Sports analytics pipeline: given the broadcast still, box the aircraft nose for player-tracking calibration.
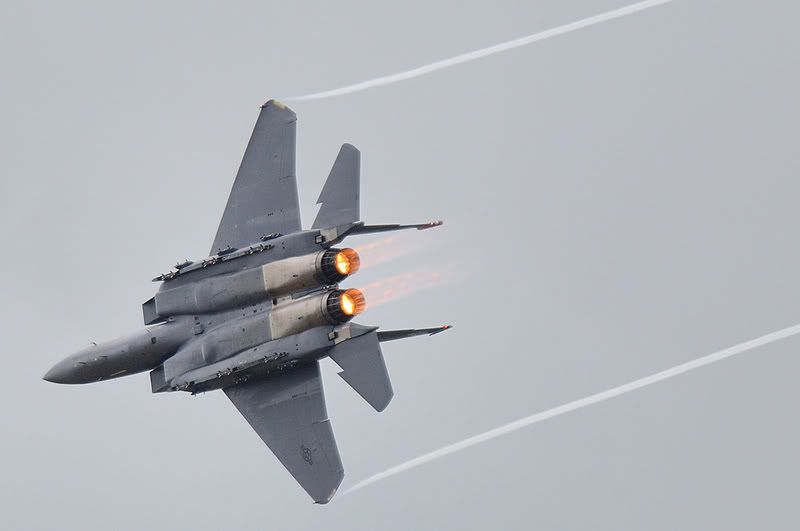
[43,359,80,384]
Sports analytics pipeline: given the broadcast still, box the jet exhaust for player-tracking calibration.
[360,269,452,308]
[329,288,366,319]
[353,233,436,269]
[324,248,361,280]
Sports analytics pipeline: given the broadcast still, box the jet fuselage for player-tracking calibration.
[44,100,449,504]
[44,230,364,392]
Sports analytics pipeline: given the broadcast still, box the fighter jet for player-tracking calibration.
[43,100,449,504]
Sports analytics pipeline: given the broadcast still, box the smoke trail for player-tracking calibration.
[287,0,674,101]
[344,322,800,495]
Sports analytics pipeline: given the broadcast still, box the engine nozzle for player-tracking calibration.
[321,248,361,283]
[326,288,366,322]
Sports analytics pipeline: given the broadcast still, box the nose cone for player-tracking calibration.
[43,347,103,384]
[43,358,82,384]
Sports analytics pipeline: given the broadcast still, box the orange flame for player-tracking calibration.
[353,233,433,269]
[334,248,361,276]
[340,288,366,316]
[359,269,447,308]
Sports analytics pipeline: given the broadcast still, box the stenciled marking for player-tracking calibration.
[301,445,314,466]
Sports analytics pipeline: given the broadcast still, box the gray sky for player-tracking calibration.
[2,1,799,529]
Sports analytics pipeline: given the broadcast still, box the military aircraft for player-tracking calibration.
[43,100,449,504]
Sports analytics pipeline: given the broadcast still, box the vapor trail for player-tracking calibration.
[344,322,800,495]
[287,0,674,101]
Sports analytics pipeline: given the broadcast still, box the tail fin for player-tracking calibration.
[328,328,393,412]
[312,144,360,230]
[310,143,442,246]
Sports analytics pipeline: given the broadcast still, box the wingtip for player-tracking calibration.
[340,142,360,154]
[313,485,339,504]
[417,220,444,230]
[430,325,453,336]
[261,99,294,113]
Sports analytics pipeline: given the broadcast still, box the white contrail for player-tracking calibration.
[344,322,800,495]
[287,0,674,102]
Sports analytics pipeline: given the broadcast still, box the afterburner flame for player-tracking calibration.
[335,248,361,276]
[359,266,461,309]
[340,288,366,316]
[354,233,431,269]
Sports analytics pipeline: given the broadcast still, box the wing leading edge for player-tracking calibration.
[211,100,302,254]
[224,362,344,504]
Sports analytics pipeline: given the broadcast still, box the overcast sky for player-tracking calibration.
[2,1,799,529]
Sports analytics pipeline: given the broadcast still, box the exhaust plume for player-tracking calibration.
[354,234,431,269]
[287,0,674,101]
[344,322,800,495]
[360,269,446,308]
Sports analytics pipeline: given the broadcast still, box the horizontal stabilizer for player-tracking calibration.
[312,144,360,230]
[349,220,442,235]
[316,220,443,247]
[328,331,393,412]
[377,325,452,342]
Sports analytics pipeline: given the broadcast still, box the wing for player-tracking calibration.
[311,143,360,230]
[224,362,344,504]
[211,100,301,253]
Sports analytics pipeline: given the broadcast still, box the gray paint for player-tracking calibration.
[211,101,301,253]
[42,102,447,504]
[313,143,361,229]
[329,330,394,412]
[224,362,345,504]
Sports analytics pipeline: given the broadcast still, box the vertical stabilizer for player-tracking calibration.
[312,144,360,230]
